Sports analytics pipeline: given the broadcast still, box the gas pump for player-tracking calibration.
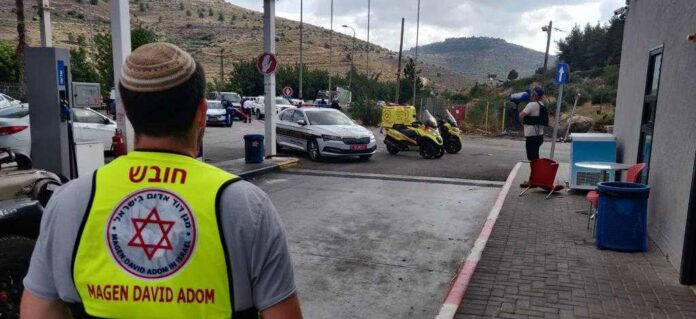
[24,47,77,179]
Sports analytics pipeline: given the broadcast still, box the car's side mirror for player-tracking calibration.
[297,119,307,126]
[103,118,111,124]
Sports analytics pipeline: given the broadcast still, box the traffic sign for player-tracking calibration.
[555,63,570,85]
[282,86,293,97]
[256,53,278,75]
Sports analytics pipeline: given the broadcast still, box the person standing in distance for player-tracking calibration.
[519,87,548,186]
[243,98,254,123]
[20,43,302,319]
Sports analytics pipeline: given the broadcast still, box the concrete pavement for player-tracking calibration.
[249,172,500,318]
[455,164,696,318]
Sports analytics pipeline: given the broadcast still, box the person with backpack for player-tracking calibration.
[519,86,548,161]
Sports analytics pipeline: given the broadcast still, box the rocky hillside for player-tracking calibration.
[409,37,551,81]
[0,0,472,92]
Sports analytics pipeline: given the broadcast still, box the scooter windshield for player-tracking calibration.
[422,110,438,128]
[446,110,458,127]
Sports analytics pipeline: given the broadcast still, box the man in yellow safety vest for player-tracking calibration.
[20,42,302,319]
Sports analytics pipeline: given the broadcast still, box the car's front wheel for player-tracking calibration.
[307,139,322,161]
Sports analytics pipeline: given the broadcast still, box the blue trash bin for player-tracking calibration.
[595,182,650,252]
[243,134,265,164]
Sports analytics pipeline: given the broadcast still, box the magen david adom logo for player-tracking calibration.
[106,188,197,279]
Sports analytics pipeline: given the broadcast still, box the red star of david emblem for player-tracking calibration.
[128,208,175,260]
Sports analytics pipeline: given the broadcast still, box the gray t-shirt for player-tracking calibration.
[23,171,296,312]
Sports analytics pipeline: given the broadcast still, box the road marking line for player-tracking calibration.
[435,162,522,319]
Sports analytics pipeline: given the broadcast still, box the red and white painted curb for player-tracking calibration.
[435,162,522,319]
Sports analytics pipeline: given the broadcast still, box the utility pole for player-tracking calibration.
[395,17,405,104]
[299,0,303,99]
[219,48,224,85]
[112,0,134,152]
[542,21,552,85]
[366,0,370,78]
[263,0,277,157]
[342,25,356,91]
[39,0,52,47]
[412,0,421,105]
[328,0,333,93]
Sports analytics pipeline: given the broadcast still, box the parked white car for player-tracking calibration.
[0,105,116,155]
[253,96,295,119]
[276,108,376,161]
[205,100,231,126]
[0,93,22,109]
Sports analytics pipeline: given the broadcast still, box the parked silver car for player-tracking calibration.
[276,108,376,161]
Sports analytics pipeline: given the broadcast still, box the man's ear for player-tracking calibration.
[196,99,207,128]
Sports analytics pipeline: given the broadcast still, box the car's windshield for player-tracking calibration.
[207,101,223,109]
[306,110,353,125]
[221,93,241,103]
[0,106,29,118]
[422,110,437,128]
[446,110,457,127]
[276,98,290,105]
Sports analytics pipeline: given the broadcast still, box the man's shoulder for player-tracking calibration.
[218,179,272,226]
[52,172,95,203]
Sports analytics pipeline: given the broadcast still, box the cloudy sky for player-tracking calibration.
[226,0,624,53]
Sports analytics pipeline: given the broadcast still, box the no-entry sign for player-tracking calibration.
[256,53,278,75]
[282,86,293,97]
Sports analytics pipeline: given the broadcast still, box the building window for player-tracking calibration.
[637,47,663,184]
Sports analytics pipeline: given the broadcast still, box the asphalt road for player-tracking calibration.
[203,121,570,181]
[249,173,498,318]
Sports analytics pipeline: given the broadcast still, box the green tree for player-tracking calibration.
[70,47,100,83]
[93,27,157,91]
[139,2,146,12]
[208,8,213,16]
[218,12,224,22]
[399,57,423,104]
[0,40,18,82]
[186,9,191,16]
[228,59,264,96]
[557,18,624,71]
[179,2,184,10]
[507,69,519,81]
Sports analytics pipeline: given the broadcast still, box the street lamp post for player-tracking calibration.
[342,25,356,91]
[366,0,370,78]
[328,0,333,93]
[541,21,552,85]
[412,0,421,105]
[299,0,303,99]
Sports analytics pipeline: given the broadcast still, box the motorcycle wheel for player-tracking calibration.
[0,236,35,319]
[444,136,462,154]
[434,147,445,159]
[419,140,438,159]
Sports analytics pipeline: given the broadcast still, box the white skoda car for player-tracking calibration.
[276,108,377,161]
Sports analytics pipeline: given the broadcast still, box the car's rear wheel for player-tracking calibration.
[307,139,322,161]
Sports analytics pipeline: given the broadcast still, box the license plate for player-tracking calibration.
[350,145,367,151]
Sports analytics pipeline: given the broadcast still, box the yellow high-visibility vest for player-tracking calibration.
[73,151,239,318]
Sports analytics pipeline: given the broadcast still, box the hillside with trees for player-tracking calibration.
[448,18,625,135]
[0,0,471,99]
[409,37,550,81]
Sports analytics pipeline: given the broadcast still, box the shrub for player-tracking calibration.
[347,99,381,126]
